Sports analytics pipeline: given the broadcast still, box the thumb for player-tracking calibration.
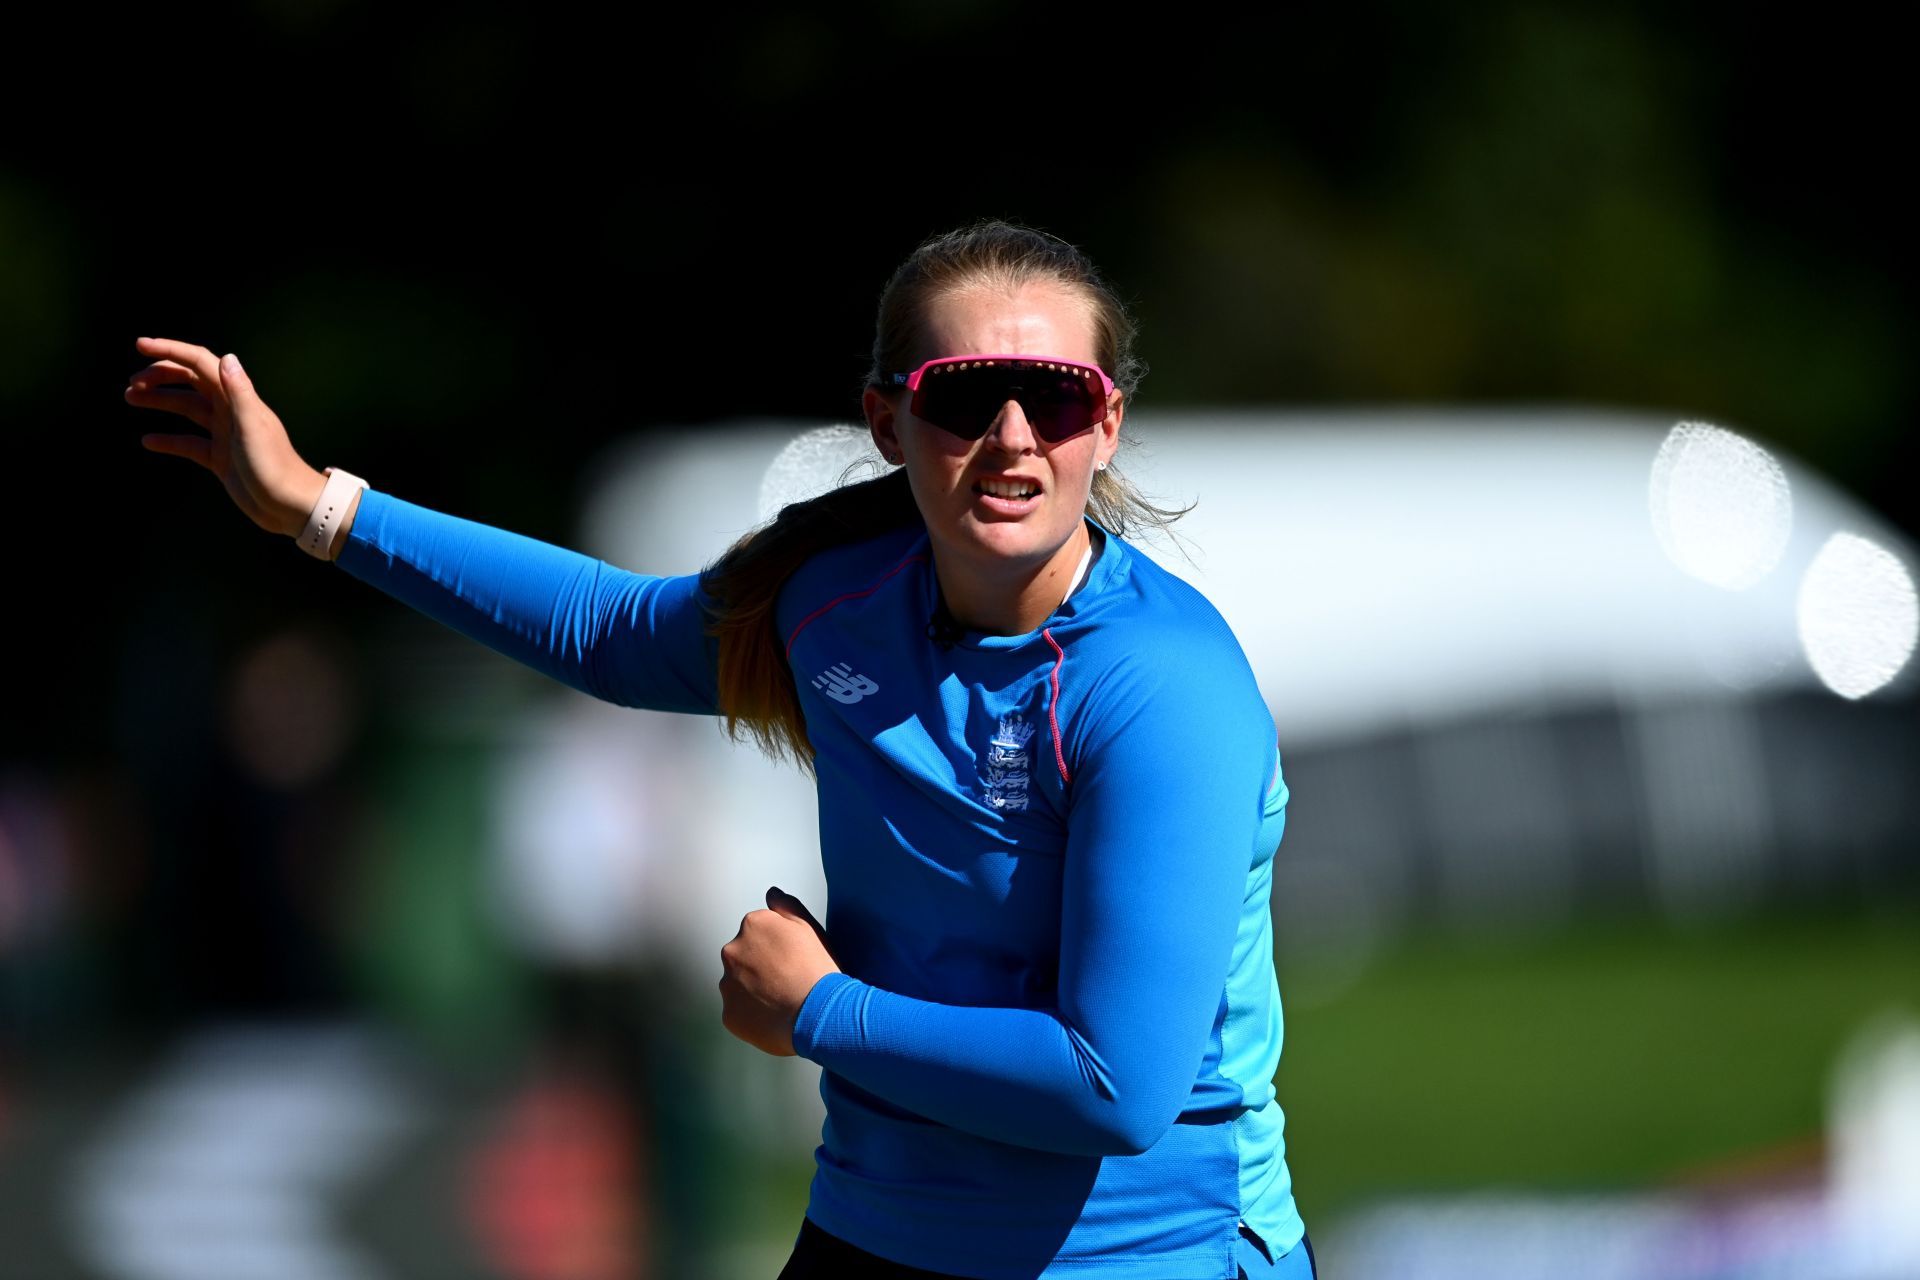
[219,352,255,404]
[766,887,828,939]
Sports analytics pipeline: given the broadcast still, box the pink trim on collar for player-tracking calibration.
[1042,628,1071,786]
[784,553,928,660]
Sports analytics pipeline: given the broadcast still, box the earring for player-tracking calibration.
[1095,459,1108,472]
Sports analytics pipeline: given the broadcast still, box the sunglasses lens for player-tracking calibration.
[911,359,1105,442]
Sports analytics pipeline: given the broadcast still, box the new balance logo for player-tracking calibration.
[813,663,879,705]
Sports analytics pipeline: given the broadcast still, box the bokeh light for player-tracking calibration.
[1649,422,1793,590]
[756,425,882,526]
[1796,532,1919,700]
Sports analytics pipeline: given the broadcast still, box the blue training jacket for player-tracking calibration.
[336,489,1302,1279]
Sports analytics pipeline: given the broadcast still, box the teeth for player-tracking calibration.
[979,480,1039,499]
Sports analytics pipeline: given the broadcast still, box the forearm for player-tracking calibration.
[332,488,721,713]
[793,974,1186,1156]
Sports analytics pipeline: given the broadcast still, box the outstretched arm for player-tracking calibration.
[338,490,720,713]
[128,336,721,715]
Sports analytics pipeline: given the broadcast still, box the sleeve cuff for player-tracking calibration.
[791,971,857,1060]
[332,487,389,569]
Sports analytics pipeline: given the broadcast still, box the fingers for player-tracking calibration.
[125,383,216,430]
[141,433,213,470]
[135,337,222,385]
[129,359,203,388]
[129,341,224,434]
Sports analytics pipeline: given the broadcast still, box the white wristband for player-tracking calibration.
[298,467,369,560]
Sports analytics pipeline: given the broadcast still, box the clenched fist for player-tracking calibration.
[719,887,839,1057]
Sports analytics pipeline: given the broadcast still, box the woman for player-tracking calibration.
[127,221,1314,1279]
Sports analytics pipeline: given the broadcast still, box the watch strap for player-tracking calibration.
[298,467,369,560]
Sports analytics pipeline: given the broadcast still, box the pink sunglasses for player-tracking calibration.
[881,354,1115,443]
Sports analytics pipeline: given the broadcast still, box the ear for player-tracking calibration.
[864,386,903,465]
[1094,390,1123,469]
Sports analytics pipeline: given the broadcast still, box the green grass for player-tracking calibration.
[1275,906,1920,1219]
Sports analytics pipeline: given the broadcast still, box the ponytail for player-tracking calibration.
[700,467,920,772]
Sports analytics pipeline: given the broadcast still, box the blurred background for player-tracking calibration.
[2,3,1915,1277]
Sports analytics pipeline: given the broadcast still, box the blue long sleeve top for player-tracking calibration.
[336,489,1302,1279]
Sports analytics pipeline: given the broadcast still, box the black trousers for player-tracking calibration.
[777,1218,971,1279]
[776,1218,1319,1279]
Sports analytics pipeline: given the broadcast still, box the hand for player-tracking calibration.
[718,887,840,1057]
[125,336,328,539]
